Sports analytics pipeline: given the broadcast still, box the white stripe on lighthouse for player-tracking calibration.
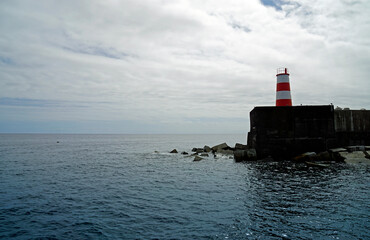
[276,75,290,83]
[276,91,292,100]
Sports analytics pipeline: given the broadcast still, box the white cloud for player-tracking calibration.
[0,0,369,133]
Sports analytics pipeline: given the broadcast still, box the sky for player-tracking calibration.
[0,0,369,134]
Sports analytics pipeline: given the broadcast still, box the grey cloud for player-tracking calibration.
[0,0,369,133]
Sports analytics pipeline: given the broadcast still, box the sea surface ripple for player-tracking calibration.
[0,134,369,239]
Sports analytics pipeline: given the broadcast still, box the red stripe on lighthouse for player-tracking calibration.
[277,82,291,91]
[276,99,292,106]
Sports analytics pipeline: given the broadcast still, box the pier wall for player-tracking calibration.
[247,105,370,159]
[334,109,370,146]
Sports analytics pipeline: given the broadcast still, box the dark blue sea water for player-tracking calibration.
[0,134,369,239]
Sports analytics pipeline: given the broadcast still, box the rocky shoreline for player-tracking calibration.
[166,143,370,165]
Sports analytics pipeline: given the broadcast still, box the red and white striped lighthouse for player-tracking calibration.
[276,67,292,106]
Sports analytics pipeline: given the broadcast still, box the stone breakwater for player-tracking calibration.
[166,143,370,165]
[162,105,370,166]
[248,105,370,160]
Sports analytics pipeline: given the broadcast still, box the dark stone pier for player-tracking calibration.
[247,105,370,160]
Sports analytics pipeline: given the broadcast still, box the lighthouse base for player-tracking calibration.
[276,99,292,106]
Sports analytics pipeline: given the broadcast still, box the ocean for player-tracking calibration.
[0,134,369,239]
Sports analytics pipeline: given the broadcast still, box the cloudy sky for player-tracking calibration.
[0,0,369,134]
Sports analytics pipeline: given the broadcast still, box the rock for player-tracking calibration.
[346,146,366,152]
[203,145,211,152]
[317,151,332,161]
[340,151,370,164]
[235,143,248,150]
[191,152,198,156]
[192,148,204,153]
[308,154,321,162]
[181,151,188,155]
[331,152,346,162]
[211,143,229,152]
[233,151,244,162]
[218,149,234,155]
[340,151,365,158]
[339,151,370,164]
[329,148,347,153]
[196,149,204,153]
[170,149,178,153]
[293,152,316,162]
[154,151,159,154]
[200,153,209,157]
[193,156,203,162]
[234,149,257,162]
[344,158,370,164]
[340,151,366,159]
[364,151,370,159]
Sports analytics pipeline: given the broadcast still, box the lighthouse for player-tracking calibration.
[276,67,292,106]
